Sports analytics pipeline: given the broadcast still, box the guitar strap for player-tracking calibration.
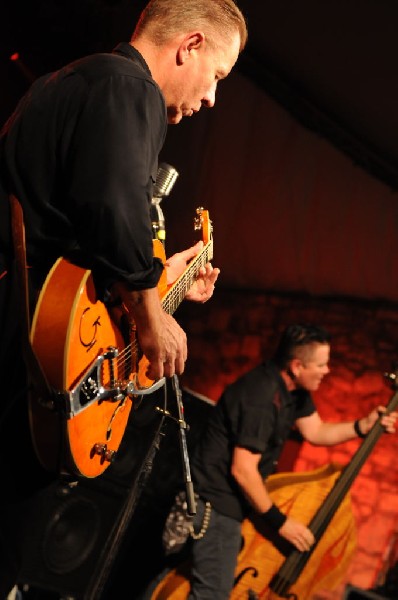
[9,194,54,408]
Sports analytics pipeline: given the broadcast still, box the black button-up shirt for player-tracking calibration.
[192,361,316,521]
[0,42,167,298]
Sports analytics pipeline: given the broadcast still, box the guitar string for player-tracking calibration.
[110,245,213,385]
[112,252,209,370]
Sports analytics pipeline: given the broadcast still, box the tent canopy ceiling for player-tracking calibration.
[3,1,398,187]
[237,0,398,189]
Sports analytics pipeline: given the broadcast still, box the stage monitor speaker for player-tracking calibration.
[15,477,130,599]
[12,388,168,600]
[11,385,214,599]
[343,584,388,599]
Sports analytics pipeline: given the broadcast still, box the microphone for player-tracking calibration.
[151,162,179,244]
[153,162,179,199]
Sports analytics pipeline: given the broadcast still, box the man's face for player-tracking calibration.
[294,343,330,392]
[165,31,241,124]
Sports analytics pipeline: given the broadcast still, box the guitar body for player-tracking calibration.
[29,208,213,478]
[30,241,168,478]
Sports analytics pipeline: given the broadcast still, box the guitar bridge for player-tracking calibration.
[59,347,123,418]
[59,348,165,418]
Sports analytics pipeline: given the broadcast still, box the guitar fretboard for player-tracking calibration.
[163,240,214,315]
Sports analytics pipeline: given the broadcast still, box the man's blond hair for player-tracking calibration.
[132,0,248,52]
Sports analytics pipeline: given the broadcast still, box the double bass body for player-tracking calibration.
[230,463,356,599]
[151,377,398,599]
[151,462,357,600]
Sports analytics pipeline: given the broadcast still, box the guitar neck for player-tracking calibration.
[162,239,213,315]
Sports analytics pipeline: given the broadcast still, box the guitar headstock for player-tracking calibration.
[194,206,212,245]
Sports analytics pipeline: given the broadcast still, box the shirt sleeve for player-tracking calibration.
[62,68,167,294]
[293,389,316,419]
[229,369,279,454]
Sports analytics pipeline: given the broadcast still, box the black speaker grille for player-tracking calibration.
[42,496,100,574]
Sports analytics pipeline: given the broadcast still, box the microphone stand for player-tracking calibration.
[150,198,166,245]
[172,374,196,515]
[151,162,195,513]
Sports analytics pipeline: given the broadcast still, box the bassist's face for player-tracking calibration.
[292,342,330,392]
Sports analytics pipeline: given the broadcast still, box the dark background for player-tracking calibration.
[2,0,398,187]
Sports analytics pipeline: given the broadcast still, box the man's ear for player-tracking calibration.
[177,31,205,65]
[289,357,302,379]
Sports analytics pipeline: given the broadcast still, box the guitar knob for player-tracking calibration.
[93,443,107,456]
[103,448,116,463]
[91,443,116,463]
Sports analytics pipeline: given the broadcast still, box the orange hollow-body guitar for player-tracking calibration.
[29,208,213,478]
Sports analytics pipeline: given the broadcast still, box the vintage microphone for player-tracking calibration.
[151,162,179,246]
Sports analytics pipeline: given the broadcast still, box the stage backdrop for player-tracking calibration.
[160,69,398,304]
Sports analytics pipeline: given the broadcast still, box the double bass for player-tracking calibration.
[151,371,398,599]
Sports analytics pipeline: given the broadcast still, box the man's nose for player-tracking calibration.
[202,84,217,108]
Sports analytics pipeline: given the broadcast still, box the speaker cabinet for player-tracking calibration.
[12,386,167,599]
[11,386,214,599]
[14,478,128,598]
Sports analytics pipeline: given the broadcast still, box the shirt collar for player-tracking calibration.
[112,42,152,77]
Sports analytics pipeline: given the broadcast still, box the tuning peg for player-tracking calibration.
[385,371,396,380]
[384,364,398,386]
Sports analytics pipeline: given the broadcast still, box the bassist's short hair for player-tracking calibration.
[273,323,331,369]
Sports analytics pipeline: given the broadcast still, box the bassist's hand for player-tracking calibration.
[357,405,398,437]
[279,517,315,552]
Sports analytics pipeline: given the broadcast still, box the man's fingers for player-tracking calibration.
[294,533,315,552]
[179,241,203,262]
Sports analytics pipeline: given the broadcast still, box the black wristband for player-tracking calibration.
[354,419,366,439]
[261,504,287,531]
